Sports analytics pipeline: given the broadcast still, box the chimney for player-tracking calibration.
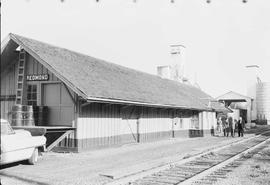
[170,45,186,82]
[157,44,186,82]
[157,65,172,79]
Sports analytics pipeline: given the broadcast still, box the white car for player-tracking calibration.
[0,119,46,165]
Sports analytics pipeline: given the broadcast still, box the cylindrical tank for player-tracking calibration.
[11,105,35,126]
[256,82,270,125]
[32,106,48,126]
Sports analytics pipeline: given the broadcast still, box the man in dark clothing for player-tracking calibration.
[238,117,244,137]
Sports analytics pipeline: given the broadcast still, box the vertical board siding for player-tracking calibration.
[0,60,17,120]
[57,131,76,148]
[1,52,61,118]
[199,111,216,130]
[78,104,206,150]
[139,108,173,142]
[26,54,60,83]
[120,106,139,143]
[77,103,122,147]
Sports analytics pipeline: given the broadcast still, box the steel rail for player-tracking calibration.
[105,130,270,185]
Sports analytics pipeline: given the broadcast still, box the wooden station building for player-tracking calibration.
[1,33,228,152]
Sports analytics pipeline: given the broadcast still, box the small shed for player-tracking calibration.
[216,91,253,123]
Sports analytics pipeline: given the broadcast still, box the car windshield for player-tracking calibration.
[1,121,15,135]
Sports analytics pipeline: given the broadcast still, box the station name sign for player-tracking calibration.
[26,74,49,81]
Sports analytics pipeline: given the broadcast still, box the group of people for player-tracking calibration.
[216,116,245,137]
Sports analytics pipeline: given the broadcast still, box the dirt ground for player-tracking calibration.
[1,125,270,185]
[213,142,270,185]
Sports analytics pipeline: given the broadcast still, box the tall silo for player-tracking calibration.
[256,82,270,124]
[245,65,260,122]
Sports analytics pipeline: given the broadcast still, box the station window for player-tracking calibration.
[179,118,183,128]
[27,84,37,106]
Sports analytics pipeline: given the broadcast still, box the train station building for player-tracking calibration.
[1,33,228,152]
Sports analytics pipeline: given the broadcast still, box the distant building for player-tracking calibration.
[216,91,253,123]
[217,88,270,125]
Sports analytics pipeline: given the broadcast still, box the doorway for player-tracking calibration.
[42,83,74,126]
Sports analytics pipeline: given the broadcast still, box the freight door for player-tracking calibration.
[42,83,74,126]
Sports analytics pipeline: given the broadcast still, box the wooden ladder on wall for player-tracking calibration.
[15,49,26,105]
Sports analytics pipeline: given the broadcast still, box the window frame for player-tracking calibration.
[27,84,38,106]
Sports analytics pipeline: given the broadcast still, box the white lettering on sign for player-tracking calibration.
[26,74,49,81]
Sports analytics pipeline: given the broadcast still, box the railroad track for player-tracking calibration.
[106,131,270,185]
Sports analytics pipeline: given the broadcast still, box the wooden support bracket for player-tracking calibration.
[46,130,73,152]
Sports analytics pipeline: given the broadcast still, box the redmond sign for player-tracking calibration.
[26,74,49,81]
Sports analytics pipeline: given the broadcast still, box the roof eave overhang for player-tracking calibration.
[85,96,210,111]
[218,99,248,102]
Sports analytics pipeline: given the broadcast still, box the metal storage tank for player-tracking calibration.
[256,82,270,124]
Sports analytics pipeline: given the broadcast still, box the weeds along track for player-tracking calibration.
[106,132,270,185]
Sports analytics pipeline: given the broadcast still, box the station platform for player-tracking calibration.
[12,126,75,151]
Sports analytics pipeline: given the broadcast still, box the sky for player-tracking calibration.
[1,0,270,98]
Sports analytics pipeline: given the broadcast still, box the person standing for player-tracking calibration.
[225,119,230,137]
[211,125,215,136]
[238,117,244,137]
[217,117,222,133]
[228,117,234,137]
[233,119,237,137]
[221,117,227,137]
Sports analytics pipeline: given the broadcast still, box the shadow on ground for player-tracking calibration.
[0,172,50,185]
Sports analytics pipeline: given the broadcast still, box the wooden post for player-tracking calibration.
[172,109,175,138]
[137,106,143,143]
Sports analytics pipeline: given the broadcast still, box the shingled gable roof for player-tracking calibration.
[216,91,253,102]
[2,33,221,111]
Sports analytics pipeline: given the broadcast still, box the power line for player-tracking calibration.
[59,0,248,3]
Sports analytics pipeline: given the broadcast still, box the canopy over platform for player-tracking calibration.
[216,91,253,107]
